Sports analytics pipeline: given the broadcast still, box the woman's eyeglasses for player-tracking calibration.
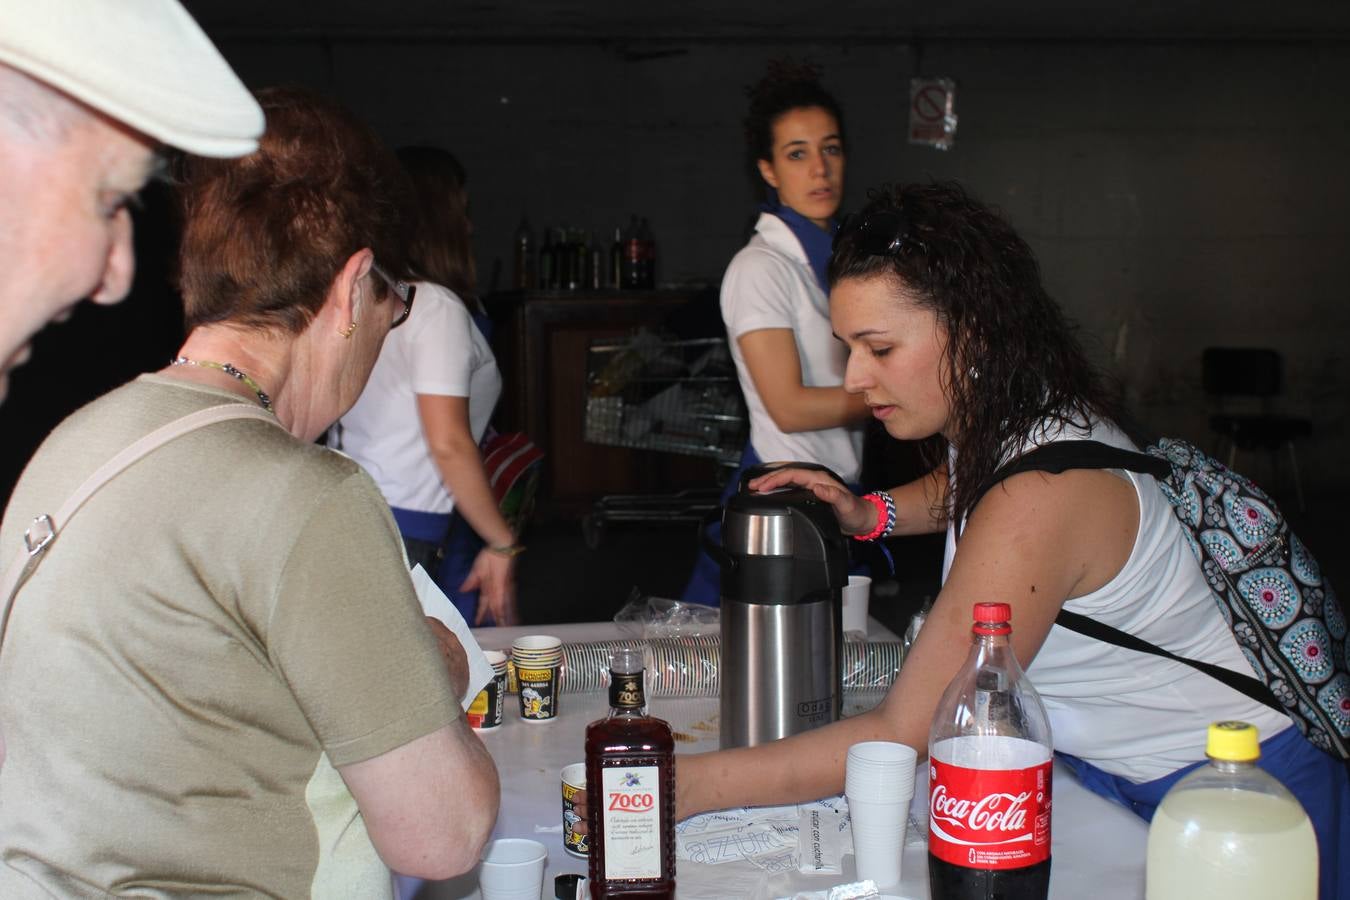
[370,261,416,328]
[834,206,924,257]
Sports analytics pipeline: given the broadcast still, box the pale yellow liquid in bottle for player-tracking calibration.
[1146,787,1317,900]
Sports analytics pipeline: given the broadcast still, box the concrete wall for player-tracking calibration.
[214,35,1350,491]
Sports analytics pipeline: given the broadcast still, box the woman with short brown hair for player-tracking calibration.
[0,86,498,896]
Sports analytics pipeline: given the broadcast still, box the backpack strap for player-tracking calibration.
[0,404,281,651]
[971,438,1285,717]
[1055,609,1284,713]
[970,440,1170,511]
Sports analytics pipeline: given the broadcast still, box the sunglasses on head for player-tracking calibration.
[833,205,925,257]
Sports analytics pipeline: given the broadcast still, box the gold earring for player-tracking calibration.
[340,321,358,339]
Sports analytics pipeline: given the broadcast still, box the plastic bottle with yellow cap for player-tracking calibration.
[1145,721,1317,899]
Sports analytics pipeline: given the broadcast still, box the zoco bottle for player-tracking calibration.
[1146,721,1317,900]
[929,602,1053,900]
[585,648,676,898]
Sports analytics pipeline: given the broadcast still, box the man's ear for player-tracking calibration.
[328,248,374,328]
[757,158,779,190]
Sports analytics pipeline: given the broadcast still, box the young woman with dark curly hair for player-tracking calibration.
[673,181,1347,898]
[680,59,869,604]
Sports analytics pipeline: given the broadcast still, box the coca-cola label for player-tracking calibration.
[928,758,1052,869]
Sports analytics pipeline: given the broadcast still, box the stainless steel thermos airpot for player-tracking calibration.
[712,462,850,749]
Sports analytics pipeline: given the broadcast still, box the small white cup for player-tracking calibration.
[845,741,918,889]
[847,796,909,888]
[842,575,871,639]
[479,838,547,900]
[845,741,917,802]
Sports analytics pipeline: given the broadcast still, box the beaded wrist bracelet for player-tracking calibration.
[853,491,897,542]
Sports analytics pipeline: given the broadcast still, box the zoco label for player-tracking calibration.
[599,765,661,880]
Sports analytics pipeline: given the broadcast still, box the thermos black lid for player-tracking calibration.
[716,461,850,604]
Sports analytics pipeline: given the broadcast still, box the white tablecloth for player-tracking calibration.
[418,622,1146,900]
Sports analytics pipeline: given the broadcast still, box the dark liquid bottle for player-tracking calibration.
[585,648,675,899]
[930,856,1051,900]
[609,226,623,289]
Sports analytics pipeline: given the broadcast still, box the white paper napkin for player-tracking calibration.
[409,564,494,709]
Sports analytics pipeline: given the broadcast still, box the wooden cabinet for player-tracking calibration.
[487,288,726,518]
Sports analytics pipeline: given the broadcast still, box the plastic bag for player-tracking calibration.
[612,588,720,639]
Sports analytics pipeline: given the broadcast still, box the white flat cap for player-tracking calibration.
[0,0,263,157]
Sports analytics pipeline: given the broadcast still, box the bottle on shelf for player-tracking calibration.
[929,602,1053,900]
[589,231,604,290]
[622,214,643,290]
[637,217,656,288]
[555,227,573,291]
[585,647,676,899]
[572,228,588,291]
[1146,720,1317,900]
[513,216,534,289]
[609,226,623,290]
[539,227,557,290]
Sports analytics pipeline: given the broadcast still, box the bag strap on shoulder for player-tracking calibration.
[971,439,1170,510]
[971,438,1285,717]
[0,404,280,650]
[1055,609,1284,713]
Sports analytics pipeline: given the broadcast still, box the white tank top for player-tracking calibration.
[942,418,1290,782]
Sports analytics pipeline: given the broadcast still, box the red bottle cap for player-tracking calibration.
[972,602,1012,635]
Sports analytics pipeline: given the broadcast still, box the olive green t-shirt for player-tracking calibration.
[0,376,461,897]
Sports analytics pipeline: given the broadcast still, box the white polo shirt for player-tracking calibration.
[335,282,502,514]
[720,212,864,482]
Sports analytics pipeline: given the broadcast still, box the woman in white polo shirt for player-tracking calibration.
[681,60,869,604]
[334,146,519,626]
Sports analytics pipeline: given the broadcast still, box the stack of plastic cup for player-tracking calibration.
[511,635,563,722]
[468,650,509,730]
[845,740,918,888]
[478,838,547,900]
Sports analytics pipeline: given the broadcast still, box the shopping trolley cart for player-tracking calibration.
[581,330,747,548]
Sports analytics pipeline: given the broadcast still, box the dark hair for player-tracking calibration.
[177,86,413,334]
[830,181,1123,526]
[396,145,475,299]
[743,59,846,179]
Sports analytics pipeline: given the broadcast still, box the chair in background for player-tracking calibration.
[1202,347,1312,511]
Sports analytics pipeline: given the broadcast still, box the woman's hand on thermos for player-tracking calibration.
[746,468,877,536]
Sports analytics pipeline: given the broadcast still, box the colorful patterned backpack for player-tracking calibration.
[978,437,1349,761]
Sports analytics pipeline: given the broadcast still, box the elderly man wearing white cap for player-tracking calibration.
[0,0,264,403]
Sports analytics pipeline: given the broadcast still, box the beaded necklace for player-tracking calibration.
[171,357,274,412]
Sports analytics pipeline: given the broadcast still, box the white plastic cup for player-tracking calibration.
[847,796,908,888]
[479,838,547,900]
[842,575,871,639]
[845,741,918,889]
[845,741,917,803]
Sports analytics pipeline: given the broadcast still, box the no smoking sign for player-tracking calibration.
[909,77,958,150]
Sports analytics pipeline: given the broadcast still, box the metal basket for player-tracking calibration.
[584,332,747,465]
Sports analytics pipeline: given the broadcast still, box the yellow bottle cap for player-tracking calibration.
[1206,721,1260,762]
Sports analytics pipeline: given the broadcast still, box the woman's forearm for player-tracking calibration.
[888,465,948,536]
[675,705,906,820]
[765,384,870,433]
[428,440,515,548]
[738,328,868,433]
[416,394,516,548]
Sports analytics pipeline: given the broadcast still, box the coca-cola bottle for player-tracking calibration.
[929,602,1053,900]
